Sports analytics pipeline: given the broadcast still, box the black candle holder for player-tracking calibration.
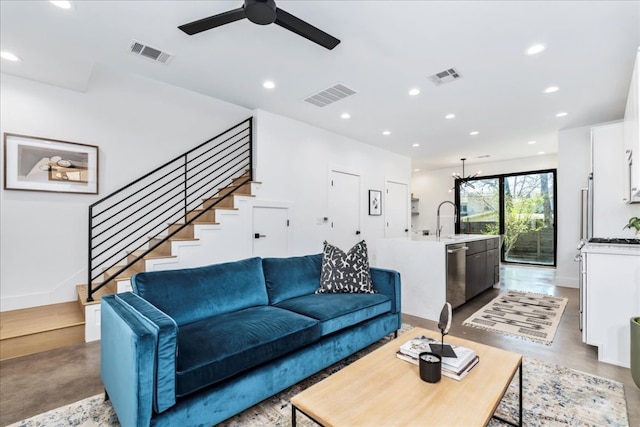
[418,352,441,383]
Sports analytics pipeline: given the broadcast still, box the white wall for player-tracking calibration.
[411,155,558,236]
[254,109,411,263]
[0,71,411,311]
[0,66,251,310]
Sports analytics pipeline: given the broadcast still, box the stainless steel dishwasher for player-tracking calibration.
[446,243,468,309]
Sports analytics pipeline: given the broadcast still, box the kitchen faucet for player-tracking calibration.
[436,201,458,239]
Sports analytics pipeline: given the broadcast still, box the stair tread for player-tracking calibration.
[0,301,84,340]
[129,249,177,260]
[174,220,220,225]
[76,283,117,306]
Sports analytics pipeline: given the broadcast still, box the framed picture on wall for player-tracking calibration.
[3,133,99,194]
[369,189,382,216]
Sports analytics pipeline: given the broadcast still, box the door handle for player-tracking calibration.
[254,233,267,239]
[447,247,469,253]
[355,231,361,235]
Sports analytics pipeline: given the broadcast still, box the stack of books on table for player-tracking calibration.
[396,335,479,381]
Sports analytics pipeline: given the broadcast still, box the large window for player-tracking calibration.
[455,169,556,266]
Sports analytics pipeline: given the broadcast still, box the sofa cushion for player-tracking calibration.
[175,305,320,397]
[317,240,375,294]
[263,254,322,304]
[131,257,268,326]
[274,293,391,336]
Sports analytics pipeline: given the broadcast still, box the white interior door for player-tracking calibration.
[385,181,409,238]
[252,206,289,258]
[328,170,361,251]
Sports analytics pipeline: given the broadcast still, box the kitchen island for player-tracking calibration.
[376,234,500,321]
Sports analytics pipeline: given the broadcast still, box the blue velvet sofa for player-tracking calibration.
[100,254,401,427]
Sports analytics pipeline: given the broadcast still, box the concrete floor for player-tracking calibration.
[0,265,638,426]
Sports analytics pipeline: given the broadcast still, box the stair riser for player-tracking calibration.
[231,172,250,184]
[219,182,252,196]
[149,239,171,256]
[0,325,84,361]
[186,210,216,223]
[168,224,194,239]
[202,197,235,210]
[126,253,146,272]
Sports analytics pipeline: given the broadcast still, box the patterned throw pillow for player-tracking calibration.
[316,240,375,294]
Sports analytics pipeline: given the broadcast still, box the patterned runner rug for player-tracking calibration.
[462,290,568,345]
[9,326,628,427]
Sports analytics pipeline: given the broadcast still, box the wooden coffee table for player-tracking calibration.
[291,327,522,426]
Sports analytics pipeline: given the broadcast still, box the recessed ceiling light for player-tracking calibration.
[543,86,559,94]
[0,51,21,62]
[528,140,536,145]
[556,112,568,117]
[408,88,420,96]
[382,130,391,135]
[412,143,420,148]
[469,131,479,136]
[50,0,72,9]
[445,113,456,119]
[538,151,546,155]
[341,113,351,119]
[526,44,546,55]
[262,80,275,89]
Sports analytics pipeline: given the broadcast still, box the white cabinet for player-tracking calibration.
[591,123,639,237]
[623,47,640,203]
[582,245,640,368]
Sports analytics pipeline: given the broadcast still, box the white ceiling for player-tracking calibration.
[1,1,639,171]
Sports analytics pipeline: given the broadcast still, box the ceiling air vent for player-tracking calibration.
[129,40,174,64]
[304,84,357,107]
[428,68,462,86]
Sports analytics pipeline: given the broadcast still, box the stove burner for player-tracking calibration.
[589,237,640,245]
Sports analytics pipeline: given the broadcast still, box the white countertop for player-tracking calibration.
[582,243,640,255]
[410,234,499,245]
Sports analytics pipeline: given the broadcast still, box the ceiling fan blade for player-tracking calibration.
[274,8,340,50]
[178,7,246,35]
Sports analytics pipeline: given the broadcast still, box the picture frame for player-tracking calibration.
[369,189,382,216]
[3,133,99,194]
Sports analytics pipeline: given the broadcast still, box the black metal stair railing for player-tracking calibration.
[87,118,253,302]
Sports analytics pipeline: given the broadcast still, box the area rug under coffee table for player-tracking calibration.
[9,327,627,427]
[462,290,568,345]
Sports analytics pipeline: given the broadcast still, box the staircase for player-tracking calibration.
[0,119,259,358]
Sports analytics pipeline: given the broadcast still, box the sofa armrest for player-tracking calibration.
[114,292,178,413]
[370,267,401,314]
[101,295,155,427]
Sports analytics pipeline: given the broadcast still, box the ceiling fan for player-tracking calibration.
[178,0,341,50]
